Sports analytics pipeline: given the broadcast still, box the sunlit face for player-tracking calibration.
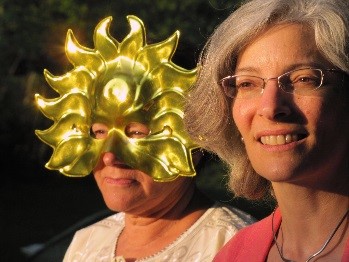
[232,23,349,185]
[92,122,193,214]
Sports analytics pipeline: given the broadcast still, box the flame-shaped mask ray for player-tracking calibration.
[35,15,198,181]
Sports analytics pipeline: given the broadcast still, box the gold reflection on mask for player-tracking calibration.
[35,16,198,181]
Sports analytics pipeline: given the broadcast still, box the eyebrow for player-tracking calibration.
[234,66,260,75]
[234,63,327,75]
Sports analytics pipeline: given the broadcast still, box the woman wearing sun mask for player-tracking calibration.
[35,16,254,261]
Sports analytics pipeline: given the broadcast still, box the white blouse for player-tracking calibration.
[63,203,254,262]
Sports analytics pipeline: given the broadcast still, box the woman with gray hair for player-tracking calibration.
[184,0,349,260]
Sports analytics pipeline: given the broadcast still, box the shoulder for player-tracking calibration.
[72,212,124,242]
[173,202,255,246]
[199,202,257,246]
[75,212,123,235]
[149,203,254,262]
[63,213,124,261]
[213,210,277,262]
[209,202,256,228]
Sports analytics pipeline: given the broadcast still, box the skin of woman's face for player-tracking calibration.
[232,23,349,186]
[92,122,192,215]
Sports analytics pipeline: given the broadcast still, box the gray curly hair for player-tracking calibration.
[184,0,349,199]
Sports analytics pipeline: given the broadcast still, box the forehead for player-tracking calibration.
[236,23,328,74]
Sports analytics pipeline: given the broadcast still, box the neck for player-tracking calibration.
[273,181,349,221]
[116,185,212,260]
[271,183,349,261]
[124,181,212,225]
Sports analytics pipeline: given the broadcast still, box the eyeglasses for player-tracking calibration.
[219,68,342,99]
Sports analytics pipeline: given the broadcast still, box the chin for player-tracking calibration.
[102,191,144,213]
[103,199,130,213]
[256,166,298,182]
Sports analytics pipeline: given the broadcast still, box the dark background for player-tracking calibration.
[0,1,275,261]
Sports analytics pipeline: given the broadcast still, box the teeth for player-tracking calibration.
[260,134,298,145]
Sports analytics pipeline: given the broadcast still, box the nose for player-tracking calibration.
[102,151,118,166]
[257,79,291,120]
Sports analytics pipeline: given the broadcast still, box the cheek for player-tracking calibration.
[93,171,103,189]
[316,105,345,139]
[232,100,255,133]
[92,162,104,186]
[301,97,331,131]
[93,159,103,172]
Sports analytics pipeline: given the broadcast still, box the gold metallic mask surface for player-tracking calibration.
[35,16,198,181]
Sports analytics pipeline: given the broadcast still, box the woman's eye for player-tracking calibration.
[235,76,260,90]
[238,81,255,89]
[127,130,147,137]
[91,123,109,139]
[94,129,106,136]
[297,76,317,83]
[125,122,150,138]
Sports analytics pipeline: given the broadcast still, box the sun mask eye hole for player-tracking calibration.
[90,123,109,139]
[125,122,150,138]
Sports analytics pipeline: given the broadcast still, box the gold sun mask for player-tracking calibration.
[35,16,198,181]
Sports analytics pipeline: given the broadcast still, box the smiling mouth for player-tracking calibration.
[260,134,306,145]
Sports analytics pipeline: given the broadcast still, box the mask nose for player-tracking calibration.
[100,129,123,157]
[100,130,129,167]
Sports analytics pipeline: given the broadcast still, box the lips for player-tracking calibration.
[105,177,136,185]
[260,133,306,145]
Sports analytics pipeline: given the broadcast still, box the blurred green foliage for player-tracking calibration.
[0,0,242,75]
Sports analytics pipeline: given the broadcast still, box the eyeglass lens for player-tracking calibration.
[221,68,324,98]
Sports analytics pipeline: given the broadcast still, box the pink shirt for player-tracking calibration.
[214,208,349,262]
